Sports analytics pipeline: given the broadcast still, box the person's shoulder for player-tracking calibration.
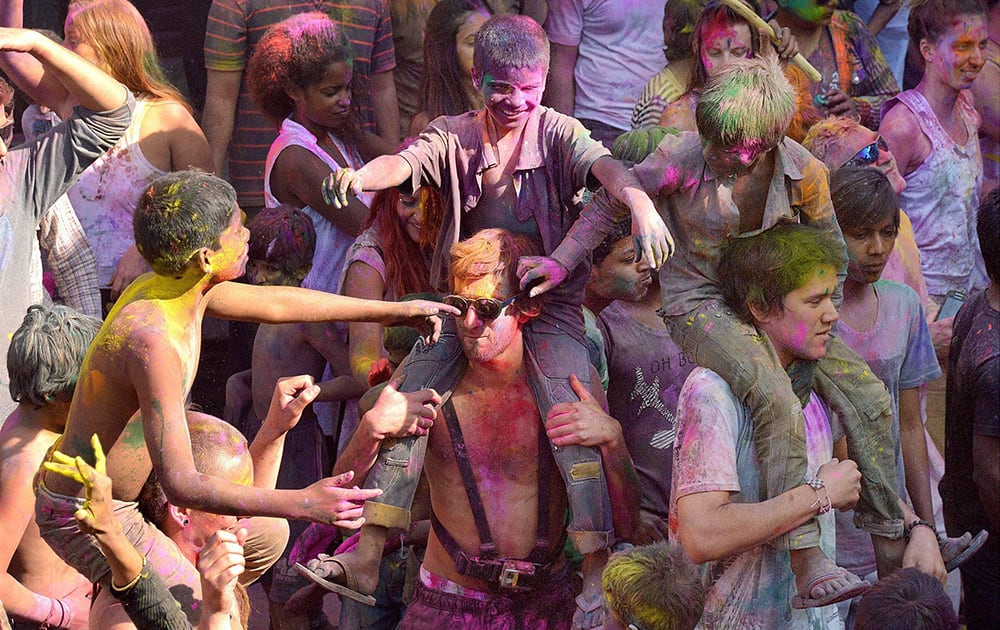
[679,367,738,406]
[0,418,57,469]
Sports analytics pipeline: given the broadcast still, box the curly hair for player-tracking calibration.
[246,12,356,131]
[419,0,490,120]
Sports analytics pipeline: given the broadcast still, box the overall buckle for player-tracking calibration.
[498,559,537,591]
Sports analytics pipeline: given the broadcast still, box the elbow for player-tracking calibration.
[676,525,717,565]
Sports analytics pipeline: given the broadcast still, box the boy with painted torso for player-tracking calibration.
[33,170,454,624]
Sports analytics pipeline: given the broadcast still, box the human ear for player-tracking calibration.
[168,505,191,528]
[285,83,305,103]
[194,248,214,275]
[747,300,772,325]
[919,38,934,64]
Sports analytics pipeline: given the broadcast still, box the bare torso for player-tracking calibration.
[44,278,205,501]
[250,322,343,421]
[0,419,90,600]
[422,374,567,589]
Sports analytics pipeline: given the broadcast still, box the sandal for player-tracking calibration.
[294,555,377,606]
[940,530,989,573]
[790,569,870,609]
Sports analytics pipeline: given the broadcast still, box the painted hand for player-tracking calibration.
[321,168,364,209]
[819,88,857,118]
[302,471,383,527]
[43,435,117,537]
[631,203,673,269]
[546,374,620,448]
[264,375,321,436]
[363,374,439,439]
[516,256,569,298]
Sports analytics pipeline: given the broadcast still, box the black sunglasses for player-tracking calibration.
[443,292,522,321]
[842,135,889,169]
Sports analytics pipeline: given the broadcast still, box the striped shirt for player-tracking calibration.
[205,0,395,207]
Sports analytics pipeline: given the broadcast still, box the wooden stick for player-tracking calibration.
[718,0,823,83]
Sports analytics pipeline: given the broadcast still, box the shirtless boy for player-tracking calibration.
[33,170,455,621]
[0,305,99,629]
[320,229,640,628]
[301,16,657,623]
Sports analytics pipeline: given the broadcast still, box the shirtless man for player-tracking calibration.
[304,17,658,624]
[32,170,455,624]
[0,306,99,629]
[323,229,639,628]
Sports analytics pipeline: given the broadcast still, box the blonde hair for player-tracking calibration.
[695,53,794,151]
[801,115,864,168]
[66,0,189,109]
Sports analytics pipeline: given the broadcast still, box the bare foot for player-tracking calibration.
[789,547,869,608]
[572,550,607,629]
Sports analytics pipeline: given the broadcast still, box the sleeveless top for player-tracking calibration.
[885,90,985,298]
[264,117,372,295]
[49,98,166,287]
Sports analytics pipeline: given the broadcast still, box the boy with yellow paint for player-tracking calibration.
[32,170,456,624]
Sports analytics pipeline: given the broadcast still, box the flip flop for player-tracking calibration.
[790,569,870,609]
[941,530,989,573]
[294,555,377,607]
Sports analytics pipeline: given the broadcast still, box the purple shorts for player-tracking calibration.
[400,565,575,630]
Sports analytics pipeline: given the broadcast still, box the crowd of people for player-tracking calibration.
[0,0,996,629]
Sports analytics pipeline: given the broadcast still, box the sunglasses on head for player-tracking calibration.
[443,292,523,321]
[843,135,889,169]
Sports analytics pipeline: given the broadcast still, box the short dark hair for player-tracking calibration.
[720,222,844,324]
[7,305,101,406]
[592,216,633,268]
[979,187,1000,284]
[602,542,705,630]
[134,171,237,276]
[473,14,549,75]
[831,166,900,235]
[247,204,317,278]
[855,567,958,630]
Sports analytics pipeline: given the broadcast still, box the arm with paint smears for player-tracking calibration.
[128,332,381,525]
[203,282,458,343]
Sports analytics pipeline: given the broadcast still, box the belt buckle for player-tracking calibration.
[499,559,536,591]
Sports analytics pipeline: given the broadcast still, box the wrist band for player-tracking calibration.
[905,519,936,542]
[34,595,69,629]
[805,476,832,514]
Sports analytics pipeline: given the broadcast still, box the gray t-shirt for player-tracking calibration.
[1,96,134,421]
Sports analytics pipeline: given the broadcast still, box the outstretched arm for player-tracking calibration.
[204,282,458,344]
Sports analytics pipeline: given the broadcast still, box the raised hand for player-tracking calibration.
[516,256,569,298]
[816,457,862,511]
[381,299,460,345]
[362,374,439,440]
[321,168,365,209]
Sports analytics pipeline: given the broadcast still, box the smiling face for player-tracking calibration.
[474,63,547,132]
[452,273,522,364]
[396,188,426,243]
[921,14,988,91]
[755,265,839,368]
[700,21,753,79]
[290,60,353,132]
[589,237,654,303]
[844,215,897,285]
